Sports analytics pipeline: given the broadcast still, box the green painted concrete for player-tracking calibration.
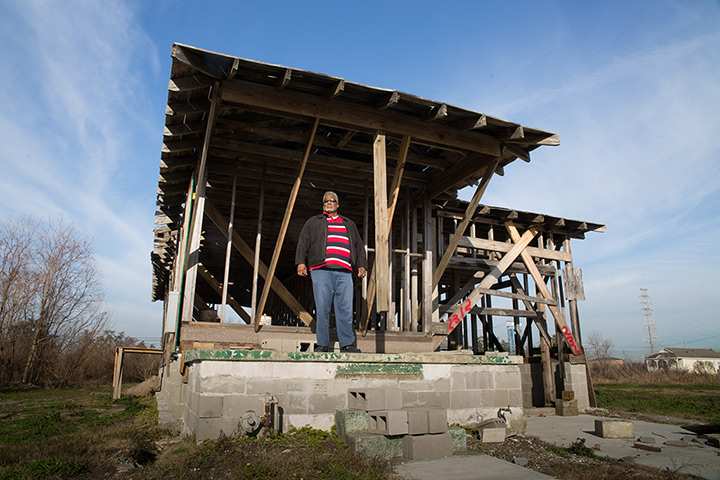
[449,426,468,452]
[347,432,404,459]
[184,349,519,366]
[334,410,369,439]
[336,363,423,377]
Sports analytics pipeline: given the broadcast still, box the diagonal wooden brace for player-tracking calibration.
[198,264,252,323]
[505,221,582,355]
[433,223,539,350]
[204,202,313,327]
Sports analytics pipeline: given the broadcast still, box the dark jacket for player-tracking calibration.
[295,214,368,272]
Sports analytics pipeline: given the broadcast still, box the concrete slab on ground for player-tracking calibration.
[393,452,556,480]
[525,413,720,480]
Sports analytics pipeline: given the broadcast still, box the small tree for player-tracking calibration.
[586,331,615,361]
[0,216,110,386]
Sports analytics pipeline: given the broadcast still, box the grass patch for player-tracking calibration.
[0,386,163,479]
[135,427,394,480]
[0,387,396,480]
[594,383,720,423]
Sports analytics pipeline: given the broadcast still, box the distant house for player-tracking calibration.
[645,348,720,373]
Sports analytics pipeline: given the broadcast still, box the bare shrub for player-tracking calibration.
[594,357,720,384]
[0,216,109,386]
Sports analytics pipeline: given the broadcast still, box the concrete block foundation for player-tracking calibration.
[156,349,526,441]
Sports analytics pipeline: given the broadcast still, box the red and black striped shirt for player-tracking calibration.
[310,213,352,272]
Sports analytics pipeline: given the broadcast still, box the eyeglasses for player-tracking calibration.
[323,199,338,203]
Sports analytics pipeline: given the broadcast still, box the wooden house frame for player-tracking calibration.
[152,45,605,400]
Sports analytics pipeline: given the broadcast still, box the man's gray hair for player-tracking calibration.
[323,191,339,203]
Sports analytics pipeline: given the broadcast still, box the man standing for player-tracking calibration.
[296,191,367,352]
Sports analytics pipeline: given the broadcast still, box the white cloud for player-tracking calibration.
[0,0,162,339]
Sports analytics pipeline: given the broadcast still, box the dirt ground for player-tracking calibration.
[468,433,704,480]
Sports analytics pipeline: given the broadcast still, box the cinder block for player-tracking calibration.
[555,398,578,416]
[403,432,453,460]
[334,410,369,442]
[346,432,403,458]
[595,420,634,439]
[481,427,506,443]
[426,407,448,433]
[448,426,468,453]
[403,407,448,434]
[369,410,408,436]
[348,388,402,411]
[406,408,429,435]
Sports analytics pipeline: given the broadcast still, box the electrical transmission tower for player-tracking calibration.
[640,288,662,358]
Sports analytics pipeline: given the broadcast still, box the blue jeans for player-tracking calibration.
[310,268,355,347]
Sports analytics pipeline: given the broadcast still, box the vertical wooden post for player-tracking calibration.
[362,181,369,302]
[403,198,411,332]
[112,347,124,400]
[250,163,267,321]
[373,134,390,312]
[411,201,418,332]
[525,274,534,355]
[182,82,222,324]
[471,313,479,354]
[422,197,434,333]
[220,163,238,321]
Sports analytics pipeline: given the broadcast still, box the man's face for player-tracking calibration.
[323,196,338,214]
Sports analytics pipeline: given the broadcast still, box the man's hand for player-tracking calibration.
[357,267,367,278]
[297,264,308,277]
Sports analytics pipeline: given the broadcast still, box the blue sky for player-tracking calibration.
[1,0,718,357]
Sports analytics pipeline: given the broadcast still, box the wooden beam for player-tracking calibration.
[210,137,432,187]
[254,117,320,331]
[198,264,252,323]
[276,68,292,89]
[361,135,411,333]
[220,163,238,321]
[221,80,501,156]
[204,202,313,326]
[456,114,487,131]
[419,153,497,202]
[470,307,543,318]
[423,104,448,121]
[168,74,214,92]
[325,79,345,99]
[388,136,410,223]
[227,58,240,80]
[374,91,399,110]
[503,144,531,163]
[434,224,538,350]
[166,100,211,116]
[337,130,355,148]
[506,275,552,344]
[163,121,206,137]
[433,158,499,287]
[458,236,572,262]
[505,222,582,354]
[472,287,556,306]
[373,133,390,312]
[181,82,221,324]
[250,164,267,321]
